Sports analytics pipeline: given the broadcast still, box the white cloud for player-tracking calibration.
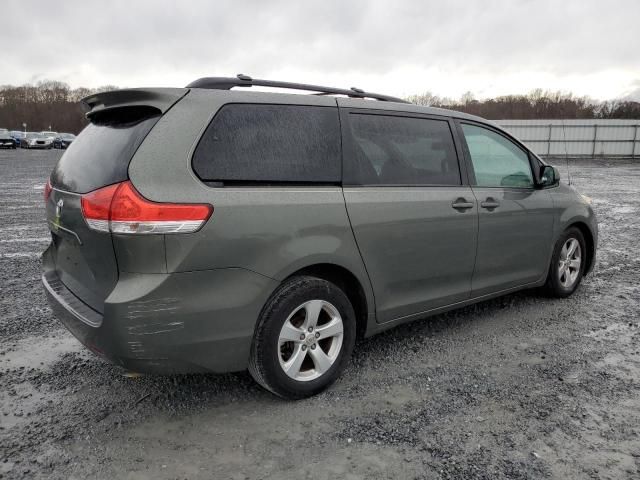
[3,0,639,100]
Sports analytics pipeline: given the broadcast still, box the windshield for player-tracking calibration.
[61,133,76,139]
[26,133,41,139]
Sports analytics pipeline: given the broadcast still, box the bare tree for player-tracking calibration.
[404,89,639,119]
[1,81,639,135]
[0,81,118,133]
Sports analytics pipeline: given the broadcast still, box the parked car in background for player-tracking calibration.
[43,76,598,399]
[40,131,58,148]
[0,129,18,149]
[53,133,76,149]
[22,132,53,149]
[10,131,26,147]
[40,131,58,142]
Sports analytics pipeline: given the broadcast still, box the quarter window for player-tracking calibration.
[345,114,461,186]
[192,104,341,185]
[461,124,533,188]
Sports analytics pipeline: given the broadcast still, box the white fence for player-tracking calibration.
[496,119,640,158]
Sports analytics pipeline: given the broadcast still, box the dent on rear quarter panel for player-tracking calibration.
[127,89,376,324]
[103,268,279,372]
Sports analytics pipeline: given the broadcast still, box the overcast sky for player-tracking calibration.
[4,0,640,100]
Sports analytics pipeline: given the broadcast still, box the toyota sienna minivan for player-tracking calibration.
[43,75,597,399]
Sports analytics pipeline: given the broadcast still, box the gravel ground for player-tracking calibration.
[0,149,638,480]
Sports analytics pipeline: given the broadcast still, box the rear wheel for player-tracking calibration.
[249,276,356,399]
[544,227,586,298]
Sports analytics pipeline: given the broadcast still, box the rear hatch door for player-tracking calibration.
[46,88,187,313]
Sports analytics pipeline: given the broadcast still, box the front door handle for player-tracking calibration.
[480,198,500,210]
[451,198,474,211]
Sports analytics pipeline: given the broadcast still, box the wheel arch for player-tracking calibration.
[566,221,596,275]
[283,263,372,339]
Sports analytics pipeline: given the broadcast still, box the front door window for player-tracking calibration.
[462,124,533,188]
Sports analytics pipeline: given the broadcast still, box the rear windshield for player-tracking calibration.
[192,104,341,185]
[50,107,160,193]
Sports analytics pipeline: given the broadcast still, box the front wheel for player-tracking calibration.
[249,276,356,399]
[544,227,586,298]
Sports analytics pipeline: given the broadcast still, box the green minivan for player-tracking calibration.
[42,75,597,399]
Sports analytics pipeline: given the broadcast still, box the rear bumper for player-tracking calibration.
[42,247,278,374]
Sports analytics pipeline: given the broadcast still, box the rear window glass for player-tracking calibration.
[192,104,341,185]
[345,114,461,186]
[50,107,160,193]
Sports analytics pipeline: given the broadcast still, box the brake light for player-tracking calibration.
[81,181,213,234]
[44,179,52,202]
[81,183,120,232]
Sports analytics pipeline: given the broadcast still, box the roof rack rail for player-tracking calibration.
[186,74,409,103]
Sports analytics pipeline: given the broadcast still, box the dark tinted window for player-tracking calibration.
[345,114,460,185]
[51,107,160,193]
[192,104,341,184]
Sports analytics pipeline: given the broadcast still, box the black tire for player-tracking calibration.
[544,227,586,298]
[248,276,356,400]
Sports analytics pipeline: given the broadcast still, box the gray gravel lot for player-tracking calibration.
[1,149,639,479]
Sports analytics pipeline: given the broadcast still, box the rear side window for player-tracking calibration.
[192,104,341,185]
[345,114,461,186]
[50,107,160,193]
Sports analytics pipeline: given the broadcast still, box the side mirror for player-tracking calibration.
[539,165,560,188]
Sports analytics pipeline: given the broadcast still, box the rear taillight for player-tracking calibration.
[81,183,119,232]
[44,179,52,203]
[81,181,213,234]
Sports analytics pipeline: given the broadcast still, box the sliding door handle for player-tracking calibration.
[480,198,500,210]
[451,198,474,211]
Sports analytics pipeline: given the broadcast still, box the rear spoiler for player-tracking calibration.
[81,88,189,120]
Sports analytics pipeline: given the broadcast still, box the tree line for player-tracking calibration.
[406,89,640,120]
[0,81,117,134]
[1,81,639,135]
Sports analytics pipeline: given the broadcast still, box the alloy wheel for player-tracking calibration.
[277,300,344,382]
[558,237,581,288]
